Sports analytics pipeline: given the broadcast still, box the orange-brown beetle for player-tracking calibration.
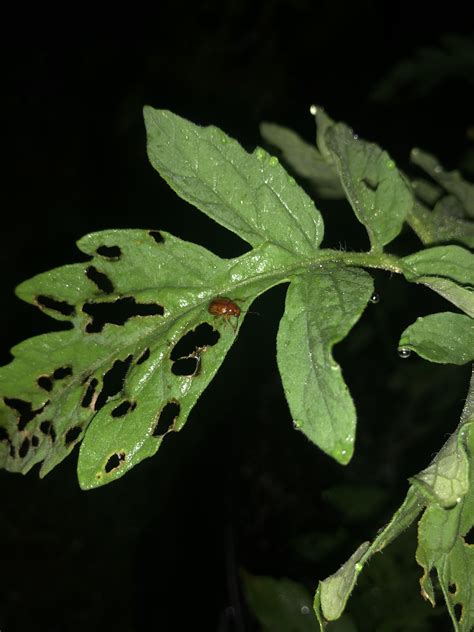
[208,297,241,331]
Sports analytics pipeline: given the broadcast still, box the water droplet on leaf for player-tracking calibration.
[434,165,442,174]
[256,148,265,161]
[353,134,359,140]
[269,156,278,166]
[398,348,411,359]
[355,562,363,572]
[386,160,395,169]
[310,104,317,115]
[370,292,380,304]
[287,176,296,185]
[301,606,310,615]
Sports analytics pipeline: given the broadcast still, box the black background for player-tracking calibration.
[1,3,473,630]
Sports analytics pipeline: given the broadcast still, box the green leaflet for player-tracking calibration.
[411,148,474,218]
[242,572,321,632]
[0,230,289,488]
[324,122,413,251]
[314,487,425,628]
[402,245,474,286]
[399,312,474,365]
[407,200,474,250]
[259,121,344,199]
[402,246,474,317]
[144,107,324,257]
[276,266,374,464]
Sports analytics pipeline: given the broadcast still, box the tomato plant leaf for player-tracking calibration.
[401,245,474,287]
[276,266,373,464]
[242,572,321,632]
[144,107,324,257]
[259,121,344,199]
[415,421,474,631]
[0,230,287,488]
[314,486,426,628]
[324,123,413,250]
[411,148,474,218]
[398,312,474,365]
[314,542,370,624]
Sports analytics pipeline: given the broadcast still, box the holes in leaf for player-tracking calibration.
[0,427,9,442]
[95,355,133,411]
[136,348,151,365]
[149,230,164,244]
[31,435,39,447]
[96,245,122,259]
[172,356,200,376]
[170,323,220,361]
[37,376,53,392]
[9,444,16,457]
[361,177,378,192]
[65,426,82,445]
[37,366,73,392]
[53,366,73,380]
[153,401,180,436]
[111,400,136,418]
[448,583,457,595]
[454,603,463,622]
[81,378,98,408]
[37,295,75,317]
[19,437,30,458]
[39,420,56,442]
[83,297,164,333]
[3,397,49,431]
[465,527,473,545]
[86,266,114,294]
[40,420,52,434]
[105,451,125,473]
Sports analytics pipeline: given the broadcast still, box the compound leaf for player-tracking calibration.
[277,266,373,464]
[144,107,324,257]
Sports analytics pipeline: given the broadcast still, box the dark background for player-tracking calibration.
[1,3,473,630]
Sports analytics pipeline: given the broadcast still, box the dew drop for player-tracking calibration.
[221,135,227,144]
[353,134,359,140]
[301,606,310,615]
[256,147,265,161]
[269,156,278,166]
[411,147,420,157]
[370,292,380,304]
[309,104,317,115]
[386,160,395,169]
[398,348,411,359]
[434,165,442,174]
[287,176,296,185]
[355,562,363,572]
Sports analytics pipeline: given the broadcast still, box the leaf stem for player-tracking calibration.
[314,250,404,275]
